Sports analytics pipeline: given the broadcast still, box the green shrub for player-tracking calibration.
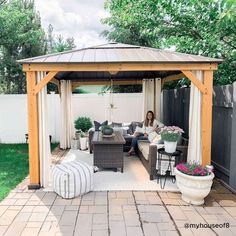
[74,117,92,132]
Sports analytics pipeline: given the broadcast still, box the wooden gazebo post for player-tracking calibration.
[26,71,40,189]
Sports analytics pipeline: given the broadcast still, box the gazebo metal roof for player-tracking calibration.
[18,42,222,81]
[18,42,223,64]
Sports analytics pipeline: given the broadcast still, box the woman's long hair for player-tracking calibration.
[144,111,155,127]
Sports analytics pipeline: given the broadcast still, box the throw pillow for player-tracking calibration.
[111,122,122,127]
[94,120,108,131]
[131,121,143,134]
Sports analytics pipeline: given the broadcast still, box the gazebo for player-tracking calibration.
[18,43,222,189]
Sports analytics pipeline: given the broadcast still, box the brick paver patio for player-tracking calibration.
[0,177,236,236]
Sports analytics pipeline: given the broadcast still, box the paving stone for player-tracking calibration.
[159,230,179,236]
[14,198,28,206]
[14,212,31,222]
[123,211,140,226]
[40,221,52,232]
[25,200,41,206]
[54,198,72,206]
[4,221,27,236]
[116,191,133,198]
[109,221,126,236]
[71,197,81,205]
[0,209,19,226]
[139,212,163,223]
[65,205,79,211]
[21,227,40,236]
[126,226,143,236]
[89,205,107,214]
[93,214,107,224]
[0,199,17,206]
[26,222,43,228]
[0,206,8,217]
[92,223,108,230]
[0,226,8,235]
[28,212,48,222]
[33,205,50,213]
[156,222,176,231]
[74,213,93,236]
[178,227,194,236]
[109,214,124,221]
[92,229,109,236]
[224,207,236,217]
[60,210,77,226]
[138,205,166,213]
[143,223,160,236]
[166,206,187,220]
[21,206,35,213]
[48,205,65,216]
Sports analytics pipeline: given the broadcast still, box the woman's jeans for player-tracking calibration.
[131,133,148,151]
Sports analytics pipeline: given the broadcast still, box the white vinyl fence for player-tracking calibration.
[0,93,143,143]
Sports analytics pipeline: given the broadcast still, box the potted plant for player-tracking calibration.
[101,125,113,135]
[74,117,92,150]
[79,131,88,150]
[160,126,184,153]
[175,163,215,205]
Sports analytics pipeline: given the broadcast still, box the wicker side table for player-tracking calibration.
[92,131,126,172]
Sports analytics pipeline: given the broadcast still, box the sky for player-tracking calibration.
[35,0,110,49]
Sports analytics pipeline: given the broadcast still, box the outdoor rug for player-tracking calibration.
[62,149,179,191]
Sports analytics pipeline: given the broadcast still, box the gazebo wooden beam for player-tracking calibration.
[34,72,58,95]
[23,63,218,72]
[26,71,40,189]
[161,73,186,89]
[71,79,142,89]
[182,70,207,94]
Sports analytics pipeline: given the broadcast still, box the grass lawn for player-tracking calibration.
[0,143,58,201]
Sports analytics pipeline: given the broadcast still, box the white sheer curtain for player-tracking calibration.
[187,71,203,163]
[37,72,52,189]
[60,80,73,149]
[142,78,162,120]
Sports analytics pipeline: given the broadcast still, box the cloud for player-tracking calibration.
[35,0,109,48]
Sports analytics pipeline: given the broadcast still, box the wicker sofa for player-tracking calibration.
[137,138,188,180]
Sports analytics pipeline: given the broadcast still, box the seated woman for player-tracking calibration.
[127,110,164,155]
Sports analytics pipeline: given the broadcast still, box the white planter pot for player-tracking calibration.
[80,137,87,150]
[164,141,177,153]
[71,139,79,149]
[175,167,214,205]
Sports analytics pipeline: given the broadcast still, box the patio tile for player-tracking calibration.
[109,221,126,236]
[0,226,8,235]
[0,206,9,217]
[0,199,17,206]
[54,198,72,206]
[21,227,41,236]
[126,226,143,236]
[28,212,48,222]
[13,198,28,206]
[0,209,19,226]
[123,211,140,226]
[166,206,187,220]
[224,207,236,217]
[88,205,107,214]
[59,210,78,226]
[48,205,65,216]
[74,213,93,236]
[71,197,81,205]
[93,213,107,224]
[92,223,108,230]
[33,205,50,213]
[26,221,43,228]
[92,229,109,236]
[143,223,160,236]
[4,221,27,236]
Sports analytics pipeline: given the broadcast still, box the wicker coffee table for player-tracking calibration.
[92,131,126,172]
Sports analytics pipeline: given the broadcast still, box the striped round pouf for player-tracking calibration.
[52,160,93,199]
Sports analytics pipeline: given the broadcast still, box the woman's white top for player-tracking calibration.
[142,119,164,134]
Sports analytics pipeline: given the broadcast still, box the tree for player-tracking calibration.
[46,24,76,53]
[0,0,46,94]
[102,0,236,86]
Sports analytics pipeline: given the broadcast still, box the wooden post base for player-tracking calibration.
[28,184,40,190]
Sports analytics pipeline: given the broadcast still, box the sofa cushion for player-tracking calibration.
[138,141,150,161]
[111,122,122,127]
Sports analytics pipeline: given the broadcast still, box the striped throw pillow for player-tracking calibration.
[52,160,93,199]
